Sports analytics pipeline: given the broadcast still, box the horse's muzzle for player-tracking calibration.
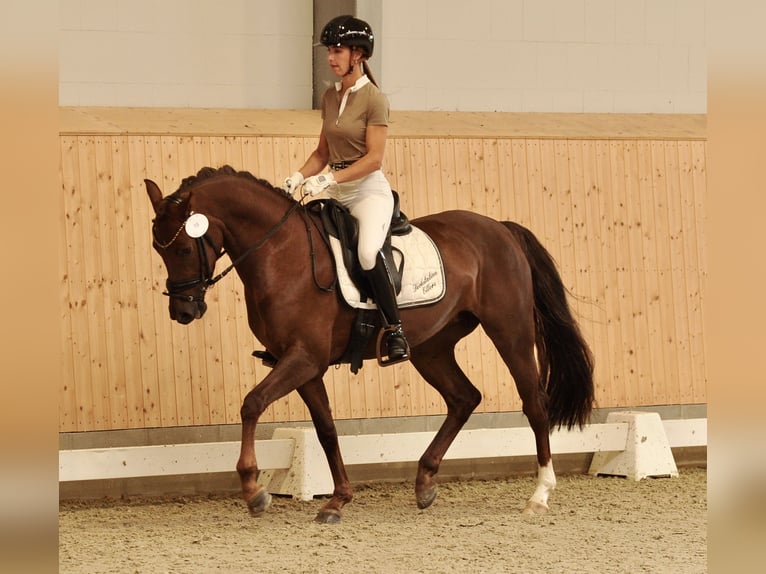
[170,299,207,324]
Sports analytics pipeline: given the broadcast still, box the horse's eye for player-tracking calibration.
[175,246,193,256]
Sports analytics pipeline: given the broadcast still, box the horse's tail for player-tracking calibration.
[502,221,595,430]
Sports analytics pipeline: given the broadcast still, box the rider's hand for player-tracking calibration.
[284,171,304,196]
[302,173,336,196]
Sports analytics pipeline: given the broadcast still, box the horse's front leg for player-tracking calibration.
[236,354,324,517]
[297,378,353,524]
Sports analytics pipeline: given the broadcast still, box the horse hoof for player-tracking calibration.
[246,489,272,516]
[416,486,437,509]
[521,500,549,515]
[315,509,342,524]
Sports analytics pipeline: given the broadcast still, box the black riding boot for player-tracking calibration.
[364,253,409,363]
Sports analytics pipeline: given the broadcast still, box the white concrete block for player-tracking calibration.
[589,411,679,480]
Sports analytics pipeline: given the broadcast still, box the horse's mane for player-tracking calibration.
[169,165,293,202]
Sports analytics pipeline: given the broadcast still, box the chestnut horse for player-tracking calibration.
[145,165,594,523]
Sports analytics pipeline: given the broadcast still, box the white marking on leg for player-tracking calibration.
[528,462,556,509]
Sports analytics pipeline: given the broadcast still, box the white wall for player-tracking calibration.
[59,0,314,108]
[59,0,706,113]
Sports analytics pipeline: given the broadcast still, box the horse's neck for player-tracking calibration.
[205,183,296,257]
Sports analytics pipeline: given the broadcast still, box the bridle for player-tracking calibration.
[153,199,301,303]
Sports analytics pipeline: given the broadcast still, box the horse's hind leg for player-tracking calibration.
[296,378,353,524]
[410,333,482,509]
[482,321,555,514]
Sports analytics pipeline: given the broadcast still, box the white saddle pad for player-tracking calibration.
[330,225,446,310]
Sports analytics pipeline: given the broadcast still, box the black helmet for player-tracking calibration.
[320,15,374,58]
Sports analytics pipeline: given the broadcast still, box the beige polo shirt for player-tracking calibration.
[321,75,389,165]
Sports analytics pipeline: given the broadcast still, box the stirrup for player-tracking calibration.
[376,325,410,367]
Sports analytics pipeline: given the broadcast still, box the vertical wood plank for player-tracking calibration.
[59,137,82,431]
[579,140,611,407]
[650,141,676,406]
[688,141,708,404]
[94,136,129,429]
[635,140,665,405]
[663,141,689,405]
[77,136,112,429]
[621,141,651,406]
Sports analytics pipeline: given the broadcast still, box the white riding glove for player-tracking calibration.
[284,171,304,196]
[302,172,336,196]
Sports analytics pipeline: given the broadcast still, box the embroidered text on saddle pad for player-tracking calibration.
[330,225,446,310]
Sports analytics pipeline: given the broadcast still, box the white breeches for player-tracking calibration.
[328,169,393,271]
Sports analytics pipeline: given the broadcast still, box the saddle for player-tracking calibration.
[313,191,412,300]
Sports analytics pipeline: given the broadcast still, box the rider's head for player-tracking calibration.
[320,15,374,60]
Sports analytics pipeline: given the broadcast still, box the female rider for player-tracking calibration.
[285,15,409,363]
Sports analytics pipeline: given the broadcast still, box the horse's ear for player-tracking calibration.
[144,179,163,213]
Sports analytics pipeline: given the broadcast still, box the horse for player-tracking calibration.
[145,165,594,523]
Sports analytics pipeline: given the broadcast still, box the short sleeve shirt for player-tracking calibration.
[321,76,389,164]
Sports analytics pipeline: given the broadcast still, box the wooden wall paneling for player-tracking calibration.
[593,139,624,407]
[663,141,690,405]
[127,136,156,427]
[254,136,278,185]
[423,138,444,215]
[482,139,502,218]
[77,136,113,429]
[407,139,430,219]
[620,141,652,406]
[607,141,639,406]
[635,140,665,405]
[523,140,548,244]
[510,140,532,228]
[438,139,459,212]
[59,137,83,431]
[649,141,677,406]
[496,140,514,221]
[688,141,708,403]
[676,141,699,404]
[389,138,412,215]
[94,136,129,429]
[578,140,611,407]
[551,140,576,293]
[112,135,146,428]
[144,135,180,426]
[466,139,487,216]
[241,137,261,176]
[175,136,211,426]
[564,140,587,329]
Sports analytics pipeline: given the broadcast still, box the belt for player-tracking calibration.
[329,160,356,171]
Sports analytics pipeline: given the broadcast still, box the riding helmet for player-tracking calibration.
[320,15,374,58]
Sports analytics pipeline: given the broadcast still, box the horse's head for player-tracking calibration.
[145,178,224,324]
